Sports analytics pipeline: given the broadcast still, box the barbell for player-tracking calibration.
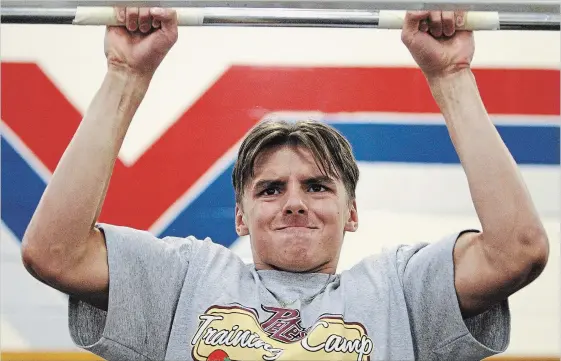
[1,0,559,30]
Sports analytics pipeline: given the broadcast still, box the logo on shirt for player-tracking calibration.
[191,305,373,361]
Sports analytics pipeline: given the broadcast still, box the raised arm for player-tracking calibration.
[21,7,178,311]
[401,11,549,318]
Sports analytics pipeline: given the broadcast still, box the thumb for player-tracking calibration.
[403,10,430,32]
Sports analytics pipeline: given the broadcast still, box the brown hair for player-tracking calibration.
[232,119,359,204]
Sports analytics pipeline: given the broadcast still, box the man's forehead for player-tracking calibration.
[250,164,339,188]
[253,157,323,180]
[248,145,341,186]
[253,146,320,172]
[250,172,334,184]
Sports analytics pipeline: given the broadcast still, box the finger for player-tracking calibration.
[115,6,125,23]
[150,7,177,28]
[419,19,429,33]
[126,7,139,31]
[138,7,151,33]
[455,11,466,28]
[403,10,430,33]
[429,11,443,37]
[152,18,161,29]
[442,11,455,36]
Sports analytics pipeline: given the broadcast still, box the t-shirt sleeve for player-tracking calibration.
[68,223,204,361]
[397,231,511,360]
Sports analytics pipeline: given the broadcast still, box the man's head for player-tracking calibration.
[232,120,360,274]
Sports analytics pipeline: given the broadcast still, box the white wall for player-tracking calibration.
[1,22,559,356]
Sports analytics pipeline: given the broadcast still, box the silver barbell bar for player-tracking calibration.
[1,7,559,30]
[1,0,560,13]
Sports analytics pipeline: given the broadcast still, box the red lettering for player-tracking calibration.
[261,306,307,343]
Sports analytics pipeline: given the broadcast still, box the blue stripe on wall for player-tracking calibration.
[159,164,239,246]
[2,123,559,247]
[330,123,560,165]
[1,137,47,240]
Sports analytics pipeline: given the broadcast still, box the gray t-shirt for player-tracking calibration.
[68,223,510,361]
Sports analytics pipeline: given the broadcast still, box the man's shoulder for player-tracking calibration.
[348,242,430,270]
[343,232,464,283]
[361,231,467,269]
[97,222,245,266]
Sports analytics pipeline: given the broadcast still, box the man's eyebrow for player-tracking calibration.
[253,179,285,190]
[303,176,336,185]
[252,176,336,191]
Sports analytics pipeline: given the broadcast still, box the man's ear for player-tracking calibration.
[344,199,358,232]
[235,203,249,236]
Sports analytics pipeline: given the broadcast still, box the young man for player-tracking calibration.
[21,7,548,361]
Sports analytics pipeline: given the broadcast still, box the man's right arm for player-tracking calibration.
[21,69,151,311]
[20,7,179,311]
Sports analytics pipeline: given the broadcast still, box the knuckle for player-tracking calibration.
[400,32,409,44]
[139,18,150,28]
[115,7,125,21]
[126,8,140,30]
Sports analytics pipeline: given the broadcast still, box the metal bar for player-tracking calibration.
[1,0,559,13]
[498,12,561,30]
[1,8,78,24]
[202,8,382,27]
[1,7,559,30]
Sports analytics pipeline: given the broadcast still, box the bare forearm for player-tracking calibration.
[23,69,150,266]
[428,69,546,251]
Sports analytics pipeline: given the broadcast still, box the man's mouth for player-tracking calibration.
[276,226,318,230]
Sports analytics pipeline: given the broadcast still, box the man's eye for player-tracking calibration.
[262,187,280,196]
[308,184,327,192]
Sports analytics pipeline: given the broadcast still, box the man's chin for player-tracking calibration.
[268,260,331,274]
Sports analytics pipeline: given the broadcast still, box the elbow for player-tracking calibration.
[21,233,39,274]
[21,235,65,283]
[21,240,46,281]
[21,241,35,275]
[516,225,549,281]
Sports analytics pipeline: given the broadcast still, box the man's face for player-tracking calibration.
[235,145,358,274]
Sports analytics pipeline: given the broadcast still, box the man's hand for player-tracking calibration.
[400,11,475,78]
[105,7,179,77]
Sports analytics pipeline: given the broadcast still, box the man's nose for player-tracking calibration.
[282,188,308,215]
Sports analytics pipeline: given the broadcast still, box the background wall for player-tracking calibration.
[1,20,559,359]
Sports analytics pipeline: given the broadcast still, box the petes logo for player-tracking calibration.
[260,306,307,342]
[191,305,373,361]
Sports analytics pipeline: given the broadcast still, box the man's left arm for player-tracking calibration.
[428,68,549,319]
